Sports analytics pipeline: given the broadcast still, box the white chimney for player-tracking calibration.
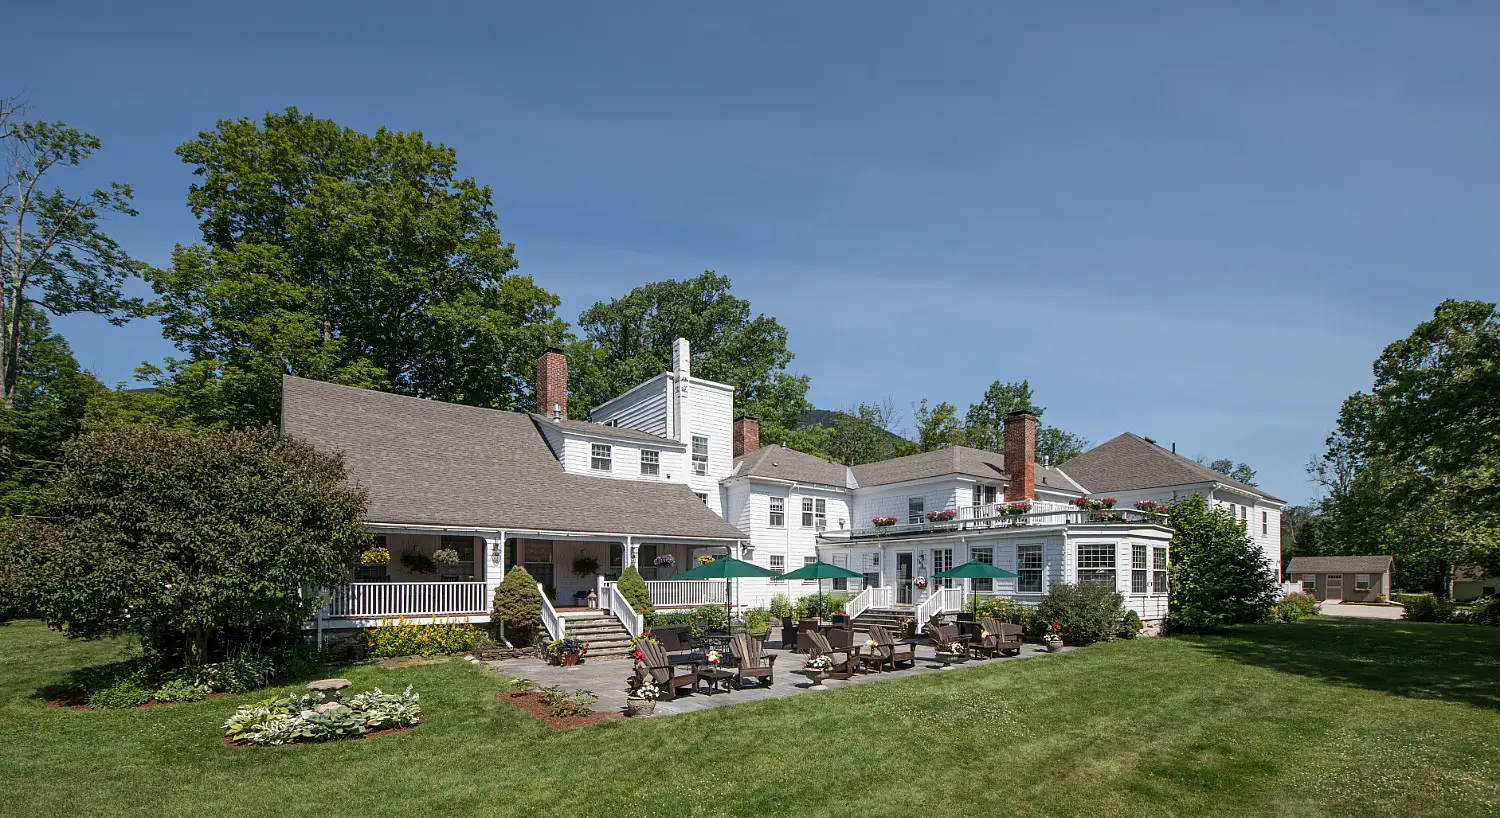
[672,337,691,379]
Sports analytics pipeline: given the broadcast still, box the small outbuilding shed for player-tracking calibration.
[1286,556,1394,602]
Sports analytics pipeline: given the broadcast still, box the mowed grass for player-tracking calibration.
[1,618,1497,818]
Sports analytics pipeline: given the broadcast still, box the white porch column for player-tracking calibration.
[624,535,636,570]
[483,535,504,610]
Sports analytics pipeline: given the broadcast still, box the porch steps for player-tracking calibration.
[851,607,915,634]
[561,611,635,660]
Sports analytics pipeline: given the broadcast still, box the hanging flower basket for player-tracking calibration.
[653,553,676,567]
[358,546,391,566]
[432,548,461,565]
[913,576,928,591]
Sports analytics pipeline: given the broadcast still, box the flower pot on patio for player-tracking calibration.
[806,670,829,689]
[625,696,656,717]
[1043,637,1063,653]
[561,652,580,667]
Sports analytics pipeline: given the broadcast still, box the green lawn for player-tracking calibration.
[1,618,1497,818]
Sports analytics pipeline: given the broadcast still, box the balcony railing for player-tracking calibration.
[829,502,1168,540]
[322,581,489,619]
[601,579,729,609]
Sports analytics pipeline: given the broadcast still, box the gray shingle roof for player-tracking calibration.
[846,445,1081,494]
[525,413,675,445]
[1286,556,1394,574]
[1059,433,1286,504]
[280,376,745,540]
[734,444,847,487]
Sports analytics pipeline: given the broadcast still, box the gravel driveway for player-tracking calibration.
[1320,601,1405,620]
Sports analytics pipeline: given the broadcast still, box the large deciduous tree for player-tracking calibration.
[1204,457,1258,486]
[0,101,144,409]
[958,379,1088,464]
[1165,494,1278,631]
[147,108,568,427]
[7,424,368,665]
[568,271,811,443]
[913,398,964,452]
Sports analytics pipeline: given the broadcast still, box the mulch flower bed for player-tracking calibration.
[502,691,621,730]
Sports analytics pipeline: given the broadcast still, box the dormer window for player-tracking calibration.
[591,443,612,472]
[640,449,660,477]
[692,436,709,476]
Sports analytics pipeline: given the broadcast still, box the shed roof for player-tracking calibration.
[1286,556,1394,574]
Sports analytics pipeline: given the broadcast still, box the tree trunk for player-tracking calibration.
[185,626,208,667]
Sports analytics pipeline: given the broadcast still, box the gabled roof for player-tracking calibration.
[846,445,1081,494]
[1287,556,1394,574]
[280,376,745,540]
[734,444,847,488]
[526,413,678,446]
[1059,433,1286,504]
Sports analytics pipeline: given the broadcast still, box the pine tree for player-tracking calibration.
[491,565,543,645]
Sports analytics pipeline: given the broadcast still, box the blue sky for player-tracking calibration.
[12,1,1500,504]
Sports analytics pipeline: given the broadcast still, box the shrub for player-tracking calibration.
[743,607,773,636]
[537,686,597,717]
[968,596,1026,622]
[1120,609,1144,638]
[492,565,543,645]
[193,652,276,693]
[1401,594,1455,623]
[615,565,655,618]
[89,674,152,709]
[363,618,491,658]
[1280,592,1319,618]
[768,593,794,621]
[1165,495,1278,631]
[223,685,423,746]
[688,604,729,636]
[795,592,851,619]
[1036,584,1125,643]
[1274,601,1303,622]
[154,678,210,703]
[646,612,694,628]
[1471,596,1500,627]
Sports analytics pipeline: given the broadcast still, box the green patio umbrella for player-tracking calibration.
[932,560,1019,618]
[772,560,864,609]
[671,556,781,623]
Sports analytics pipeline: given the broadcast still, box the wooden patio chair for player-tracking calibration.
[727,633,775,689]
[795,619,820,654]
[779,617,798,650]
[861,624,915,672]
[978,617,1023,657]
[810,629,860,677]
[637,639,698,700]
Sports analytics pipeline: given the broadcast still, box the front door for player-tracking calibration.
[896,551,914,605]
[1326,574,1343,601]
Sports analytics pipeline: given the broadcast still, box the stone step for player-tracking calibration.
[567,626,631,638]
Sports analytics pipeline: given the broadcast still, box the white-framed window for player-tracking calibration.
[802,497,826,529]
[862,552,880,589]
[1131,544,1148,594]
[971,485,997,507]
[1152,546,1168,593]
[802,555,816,584]
[1326,574,1343,589]
[1076,544,1116,588]
[832,554,849,590]
[692,435,709,476]
[694,491,708,504]
[972,546,994,592]
[1240,505,1247,521]
[908,497,925,524]
[590,443,612,472]
[1354,574,1371,591]
[1301,574,1317,592]
[640,449,660,477]
[1017,544,1043,593]
[1261,511,1268,536]
[769,555,785,574]
[768,496,785,527]
[932,548,954,588]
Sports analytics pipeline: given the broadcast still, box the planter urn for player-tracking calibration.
[561,652,581,667]
[625,697,656,717]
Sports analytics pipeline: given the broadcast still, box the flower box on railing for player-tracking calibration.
[925,509,958,523]
[1133,500,1168,515]
[1072,497,1117,512]
[1002,502,1032,516]
[872,516,898,528]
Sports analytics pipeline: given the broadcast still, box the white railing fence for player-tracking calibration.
[843,501,1165,538]
[845,586,894,621]
[603,579,729,609]
[539,582,565,641]
[323,581,488,619]
[608,583,644,638]
[913,587,964,633]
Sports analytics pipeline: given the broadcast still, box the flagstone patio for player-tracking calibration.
[488,639,1068,717]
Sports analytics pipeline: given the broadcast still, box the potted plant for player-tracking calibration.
[913,576,928,592]
[1002,502,1031,517]
[548,637,589,666]
[803,654,834,689]
[432,548,460,566]
[925,509,958,523]
[358,544,391,566]
[625,675,660,717]
[1042,620,1064,652]
[572,554,600,577]
[872,516,898,529]
[1133,500,1168,515]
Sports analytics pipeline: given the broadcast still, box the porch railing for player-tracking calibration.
[913,587,964,633]
[834,503,1167,540]
[607,583,644,638]
[845,586,894,621]
[601,579,728,609]
[323,581,488,619]
[539,582,565,641]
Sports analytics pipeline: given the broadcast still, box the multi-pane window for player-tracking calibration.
[972,547,994,592]
[640,449,660,477]
[1354,574,1371,591]
[832,554,849,591]
[590,443,612,472]
[1262,511,1268,536]
[1017,544,1043,593]
[768,555,785,574]
[1301,574,1316,593]
[908,497,925,524]
[1076,544,1117,588]
[802,555,817,584]
[1131,544,1148,594]
[1152,547,1169,593]
[692,435,709,476]
[862,552,880,589]
[971,485,998,507]
[694,492,708,504]
[768,496,785,527]
[802,497,826,529]
[932,548,954,588]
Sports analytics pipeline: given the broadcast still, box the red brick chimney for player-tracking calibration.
[733,416,760,458]
[1003,410,1037,501]
[536,348,567,419]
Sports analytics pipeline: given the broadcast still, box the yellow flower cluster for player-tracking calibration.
[362,617,488,658]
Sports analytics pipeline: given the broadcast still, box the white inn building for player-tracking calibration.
[283,339,1284,645]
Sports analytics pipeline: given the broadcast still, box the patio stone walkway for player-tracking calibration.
[488,640,1068,717]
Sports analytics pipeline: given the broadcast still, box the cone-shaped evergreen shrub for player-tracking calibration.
[615,565,654,618]
[492,565,542,645]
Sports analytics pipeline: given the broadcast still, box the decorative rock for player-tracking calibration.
[314,701,344,714]
[307,678,352,693]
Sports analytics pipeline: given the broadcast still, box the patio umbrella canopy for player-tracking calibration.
[670,557,781,622]
[772,560,863,605]
[932,560,1019,617]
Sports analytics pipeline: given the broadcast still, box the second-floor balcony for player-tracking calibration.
[823,500,1169,541]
